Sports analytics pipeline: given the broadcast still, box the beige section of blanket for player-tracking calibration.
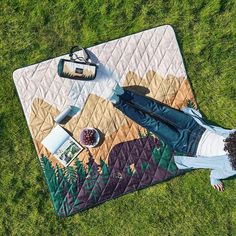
[29,70,196,168]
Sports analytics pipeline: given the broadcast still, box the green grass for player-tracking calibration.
[0,0,236,235]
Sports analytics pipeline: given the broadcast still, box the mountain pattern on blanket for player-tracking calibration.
[41,131,187,217]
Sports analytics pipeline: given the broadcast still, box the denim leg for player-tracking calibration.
[114,98,181,148]
[119,89,196,130]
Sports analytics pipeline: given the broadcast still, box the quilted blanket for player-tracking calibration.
[13,25,196,217]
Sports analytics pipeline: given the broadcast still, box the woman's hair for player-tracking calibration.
[224,131,236,170]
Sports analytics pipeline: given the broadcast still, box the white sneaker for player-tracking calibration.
[107,92,120,104]
[113,83,124,95]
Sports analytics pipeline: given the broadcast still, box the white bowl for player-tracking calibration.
[79,127,100,148]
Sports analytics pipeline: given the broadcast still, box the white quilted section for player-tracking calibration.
[13,25,186,123]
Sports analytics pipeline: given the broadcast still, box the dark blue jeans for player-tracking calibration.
[114,89,206,156]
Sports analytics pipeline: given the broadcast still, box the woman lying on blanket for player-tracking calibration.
[107,83,236,192]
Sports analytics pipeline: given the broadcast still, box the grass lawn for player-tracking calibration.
[0,0,236,235]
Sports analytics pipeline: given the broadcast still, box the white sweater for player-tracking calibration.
[196,130,227,156]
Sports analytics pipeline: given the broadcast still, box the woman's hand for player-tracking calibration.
[213,182,224,191]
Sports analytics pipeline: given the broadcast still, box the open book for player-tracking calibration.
[41,125,83,167]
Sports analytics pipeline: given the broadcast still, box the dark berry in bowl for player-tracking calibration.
[80,128,100,147]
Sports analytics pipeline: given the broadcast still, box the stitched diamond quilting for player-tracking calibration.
[13,25,195,216]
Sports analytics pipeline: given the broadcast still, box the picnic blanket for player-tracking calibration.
[13,25,196,217]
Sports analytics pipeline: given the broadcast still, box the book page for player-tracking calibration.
[41,125,70,154]
[54,137,83,166]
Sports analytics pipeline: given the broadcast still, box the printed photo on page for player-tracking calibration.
[54,137,83,166]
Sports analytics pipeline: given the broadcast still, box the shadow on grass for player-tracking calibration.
[0,113,4,138]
